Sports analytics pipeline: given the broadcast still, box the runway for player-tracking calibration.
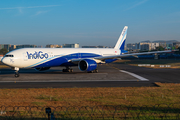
[0,63,179,88]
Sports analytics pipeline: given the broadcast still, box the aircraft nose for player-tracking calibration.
[1,57,8,65]
[1,57,5,64]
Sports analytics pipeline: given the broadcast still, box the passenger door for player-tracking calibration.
[23,53,28,61]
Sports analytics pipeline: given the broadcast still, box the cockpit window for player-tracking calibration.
[5,55,14,57]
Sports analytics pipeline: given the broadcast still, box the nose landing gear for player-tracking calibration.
[15,71,19,77]
[12,67,20,77]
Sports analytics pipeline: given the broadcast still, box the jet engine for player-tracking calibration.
[35,67,51,71]
[78,59,97,72]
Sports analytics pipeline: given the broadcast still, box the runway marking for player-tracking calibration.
[120,70,149,81]
[0,79,140,83]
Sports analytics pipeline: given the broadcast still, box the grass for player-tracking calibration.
[0,83,179,119]
[0,62,10,69]
[0,65,9,68]
[0,82,179,107]
[32,102,46,106]
[35,94,60,101]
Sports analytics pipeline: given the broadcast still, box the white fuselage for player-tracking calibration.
[2,48,120,68]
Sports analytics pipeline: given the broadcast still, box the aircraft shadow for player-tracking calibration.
[0,68,87,75]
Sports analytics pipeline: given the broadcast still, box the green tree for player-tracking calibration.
[156,46,164,51]
[0,48,8,55]
[172,46,175,50]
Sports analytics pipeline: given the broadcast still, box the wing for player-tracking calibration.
[95,50,172,61]
[69,50,171,63]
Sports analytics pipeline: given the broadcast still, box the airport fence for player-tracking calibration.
[0,104,180,120]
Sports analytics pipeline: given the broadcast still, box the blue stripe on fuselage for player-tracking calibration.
[29,53,102,68]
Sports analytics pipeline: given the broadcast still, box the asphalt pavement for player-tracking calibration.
[0,63,179,88]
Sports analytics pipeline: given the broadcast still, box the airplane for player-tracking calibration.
[1,26,171,77]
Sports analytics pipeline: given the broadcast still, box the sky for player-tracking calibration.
[0,0,180,47]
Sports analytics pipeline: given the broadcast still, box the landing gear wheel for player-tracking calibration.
[87,71,92,73]
[94,69,98,73]
[62,68,73,72]
[70,69,73,72]
[15,73,19,78]
[88,69,98,73]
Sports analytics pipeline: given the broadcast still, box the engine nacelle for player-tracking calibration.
[35,67,50,71]
[78,59,97,72]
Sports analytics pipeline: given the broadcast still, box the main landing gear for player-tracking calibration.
[62,67,73,72]
[88,69,98,73]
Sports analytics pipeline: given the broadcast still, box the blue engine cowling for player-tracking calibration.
[78,59,97,72]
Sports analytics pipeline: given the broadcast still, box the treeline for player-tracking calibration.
[0,48,8,55]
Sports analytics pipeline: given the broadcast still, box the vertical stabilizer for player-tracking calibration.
[114,26,128,50]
